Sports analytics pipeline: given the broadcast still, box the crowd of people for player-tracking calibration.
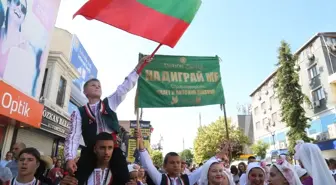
[0,57,334,185]
[0,136,335,185]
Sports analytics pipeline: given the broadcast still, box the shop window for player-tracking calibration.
[56,77,67,107]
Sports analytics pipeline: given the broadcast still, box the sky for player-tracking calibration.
[55,0,336,155]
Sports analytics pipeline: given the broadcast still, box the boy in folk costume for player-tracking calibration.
[61,133,137,185]
[64,56,152,185]
[135,129,229,185]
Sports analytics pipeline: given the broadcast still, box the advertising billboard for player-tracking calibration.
[70,35,98,93]
[0,0,61,98]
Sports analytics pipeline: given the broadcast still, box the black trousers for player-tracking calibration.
[75,147,130,185]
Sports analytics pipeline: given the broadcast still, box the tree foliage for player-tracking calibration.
[251,140,269,159]
[150,150,163,167]
[274,41,312,155]
[193,117,250,163]
[179,149,194,164]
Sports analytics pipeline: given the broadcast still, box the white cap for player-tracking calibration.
[128,164,138,173]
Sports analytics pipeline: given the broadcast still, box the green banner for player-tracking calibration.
[136,54,225,108]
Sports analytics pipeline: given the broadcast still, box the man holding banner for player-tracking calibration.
[64,56,152,185]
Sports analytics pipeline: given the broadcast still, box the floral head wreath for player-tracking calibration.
[275,159,295,185]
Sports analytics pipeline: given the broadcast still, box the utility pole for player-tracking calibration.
[183,138,185,150]
[199,112,202,127]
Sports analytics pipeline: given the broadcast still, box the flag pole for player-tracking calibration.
[136,43,162,149]
[222,103,232,163]
[136,108,140,149]
[137,43,162,73]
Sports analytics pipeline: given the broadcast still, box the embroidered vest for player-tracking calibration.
[5,178,41,185]
[160,174,189,185]
[78,98,120,148]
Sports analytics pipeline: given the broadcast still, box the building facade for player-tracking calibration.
[232,104,254,154]
[12,27,80,156]
[297,32,336,158]
[250,71,287,150]
[250,32,336,158]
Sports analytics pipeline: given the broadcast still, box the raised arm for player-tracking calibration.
[139,150,162,185]
[65,108,82,167]
[107,71,139,112]
[137,127,161,185]
[107,56,153,111]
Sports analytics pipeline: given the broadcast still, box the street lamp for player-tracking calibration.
[265,119,276,150]
[271,131,276,150]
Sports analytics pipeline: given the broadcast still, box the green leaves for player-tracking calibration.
[275,41,313,155]
[179,149,194,164]
[251,140,269,159]
[193,117,250,163]
[150,150,163,167]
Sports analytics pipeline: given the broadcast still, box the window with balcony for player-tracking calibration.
[312,87,325,101]
[308,64,318,79]
[254,106,259,115]
[271,112,278,125]
[56,76,67,107]
[256,122,261,130]
[263,117,268,125]
[261,102,266,113]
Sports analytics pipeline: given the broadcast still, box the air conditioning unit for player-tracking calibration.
[322,132,329,140]
[329,43,336,52]
[264,125,269,130]
[313,100,320,107]
[328,124,336,139]
[316,132,329,141]
[307,53,315,60]
[280,142,286,149]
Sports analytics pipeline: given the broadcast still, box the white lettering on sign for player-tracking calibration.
[42,108,69,128]
[1,92,30,117]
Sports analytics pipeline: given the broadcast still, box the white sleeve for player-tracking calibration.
[64,108,82,161]
[139,150,162,185]
[107,71,139,112]
[239,174,246,185]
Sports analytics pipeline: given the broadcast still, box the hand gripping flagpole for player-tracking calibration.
[136,44,162,74]
[136,43,162,151]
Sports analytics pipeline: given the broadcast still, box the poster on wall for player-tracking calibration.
[127,120,151,162]
[70,35,98,93]
[0,0,61,98]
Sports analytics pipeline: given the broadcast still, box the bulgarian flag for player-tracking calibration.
[73,0,202,48]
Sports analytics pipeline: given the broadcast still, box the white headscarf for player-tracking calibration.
[294,165,307,178]
[199,158,235,185]
[273,159,302,185]
[294,141,336,185]
[245,162,267,185]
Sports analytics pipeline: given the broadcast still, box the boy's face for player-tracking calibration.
[94,140,114,164]
[84,80,102,98]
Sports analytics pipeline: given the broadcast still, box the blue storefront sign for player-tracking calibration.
[70,35,98,92]
[316,139,336,151]
[68,101,78,114]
